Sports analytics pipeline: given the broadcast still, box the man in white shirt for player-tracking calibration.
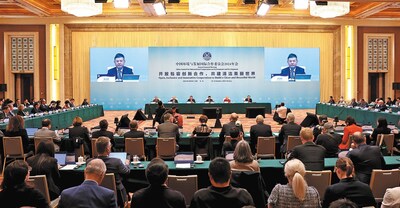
[276,102,288,124]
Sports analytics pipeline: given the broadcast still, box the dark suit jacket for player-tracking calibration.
[219,121,244,147]
[347,144,385,184]
[40,104,48,112]
[107,66,133,79]
[154,107,166,123]
[0,186,49,208]
[59,180,117,208]
[315,133,341,157]
[69,125,91,155]
[157,121,180,142]
[249,123,272,154]
[31,107,41,114]
[278,122,302,153]
[280,66,306,76]
[92,130,115,148]
[322,178,376,208]
[124,130,146,152]
[288,141,326,171]
[4,129,30,153]
[131,185,186,208]
[90,156,130,191]
[371,127,391,142]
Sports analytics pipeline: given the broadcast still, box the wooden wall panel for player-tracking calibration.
[67,26,338,105]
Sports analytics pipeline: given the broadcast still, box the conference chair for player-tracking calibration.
[167,175,198,207]
[256,136,276,159]
[125,138,146,160]
[91,138,98,158]
[377,134,395,155]
[231,171,268,208]
[285,136,302,158]
[156,137,176,160]
[100,173,118,201]
[2,136,31,173]
[369,169,400,202]
[304,170,332,200]
[224,136,232,143]
[28,175,59,208]
[190,136,213,160]
[34,137,53,154]
[75,143,85,161]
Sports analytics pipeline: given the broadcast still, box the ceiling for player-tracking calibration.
[0,0,400,19]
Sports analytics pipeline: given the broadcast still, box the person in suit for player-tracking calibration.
[58,159,117,208]
[131,158,186,208]
[34,119,61,152]
[4,115,31,154]
[157,113,180,143]
[371,117,391,144]
[190,157,254,208]
[39,98,49,112]
[90,137,130,208]
[13,98,21,108]
[69,116,91,155]
[192,115,212,137]
[249,115,272,154]
[31,102,42,114]
[168,96,179,104]
[187,95,196,103]
[123,120,147,157]
[315,122,341,158]
[221,127,243,157]
[0,105,11,119]
[347,132,385,184]
[205,95,214,103]
[280,53,306,79]
[151,96,161,103]
[16,104,29,116]
[27,140,61,200]
[153,101,166,127]
[219,113,244,152]
[339,116,362,150]
[81,98,89,106]
[92,119,115,150]
[244,95,252,103]
[275,102,288,124]
[288,128,326,171]
[374,99,388,111]
[278,113,302,154]
[322,157,376,208]
[107,53,134,82]
[7,103,15,117]
[0,160,49,208]
[312,114,327,139]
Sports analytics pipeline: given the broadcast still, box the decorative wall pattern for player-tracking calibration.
[10,36,35,72]
[367,37,388,71]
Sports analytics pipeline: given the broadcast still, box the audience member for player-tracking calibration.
[268,159,320,207]
[322,157,375,208]
[230,140,260,172]
[69,98,76,107]
[386,97,394,106]
[315,122,341,157]
[249,115,272,154]
[27,140,60,200]
[0,105,11,119]
[157,113,180,143]
[171,106,183,128]
[91,137,130,207]
[123,120,146,157]
[278,113,302,154]
[327,96,335,104]
[222,127,243,156]
[328,199,357,208]
[381,187,400,208]
[219,113,244,151]
[358,98,368,108]
[190,157,254,208]
[313,114,328,139]
[16,104,28,116]
[153,101,166,127]
[347,132,385,184]
[31,102,42,114]
[69,116,91,155]
[288,128,326,171]
[338,96,346,105]
[7,103,15,117]
[4,115,31,153]
[92,119,115,150]
[131,158,186,208]
[371,117,391,144]
[0,160,49,208]
[349,98,358,107]
[192,115,212,137]
[34,119,61,152]
[339,116,362,150]
[39,98,48,112]
[275,102,288,124]
[81,98,89,106]
[375,99,388,111]
[13,98,21,108]
[58,159,117,208]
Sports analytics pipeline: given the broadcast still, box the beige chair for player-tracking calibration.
[91,138,98,158]
[28,175,59,208]
[377,134,395,155]
[75,143,85,161]
[369,169,400,202]
[256,136,276,159]
[156,137,176,160]
[2,136,29,173]
[224,136,232,143]
[34,137,53,154]
[100,173,117,200]
[167,175,198,207]
[286,136,302,158]
[125,138,146,160]
[305,170,332,200]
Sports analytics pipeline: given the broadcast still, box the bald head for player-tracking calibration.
[85,159,107,184]
[286,113,295,123]
[352,132,365,145]
[230,113,239,122]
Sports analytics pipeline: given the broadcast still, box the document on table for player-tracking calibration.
[175,163,191,169]
[60,165,77,170]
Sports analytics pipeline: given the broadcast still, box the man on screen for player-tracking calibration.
[280,53,305,79]
[107,53,134,82]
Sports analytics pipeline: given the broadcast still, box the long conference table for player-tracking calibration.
[144,103,272,114]
[316,103,400,127]
[0,105,104,130]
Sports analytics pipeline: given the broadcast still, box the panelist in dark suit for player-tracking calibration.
[347,132,385,184]
[58,159,117,208]
[288,128,326,171]
[280,53,306,79]
[92,119,115,150]
[69,116,91,155]
[249,115,272,154]
[106,53,133,82]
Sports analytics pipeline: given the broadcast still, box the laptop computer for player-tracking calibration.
[334,126,345,132]
[109,152,127,164]
[55,152,67,166]
[174,152,194,164]
[26,128,38,137]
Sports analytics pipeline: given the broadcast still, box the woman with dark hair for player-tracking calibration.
[27,140,60,200]
[322,158,376,208]
[339,116,362,150]
[4,115,31,153]
[192,115,212,137]
[371,117,391,144]
[69,116,91,155]
[0,160,49,207]
[230,140,260,172]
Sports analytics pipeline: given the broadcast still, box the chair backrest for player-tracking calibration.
[28,175,51,204]
[167,175,198,206]
[75,143,84,161]
[100,173,117,200]
[370,169,400,201]
[91,138,98,158]
[190,136,213,159]
[3,136,24,157]
[286,136,302,152]
[156,137,176,159]
[256,136,275,159]
[230,171,268,208]
[34,137,53,154]
[377,134,395,155]
[125,138,145,158]
[224,136,232,143]
[305,170,332,200]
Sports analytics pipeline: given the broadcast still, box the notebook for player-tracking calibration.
[109,152,127,164]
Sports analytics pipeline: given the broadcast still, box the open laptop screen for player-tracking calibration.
[55,153,67,166]
[109,152,127,164]
[174,152,194,164]
[26,128,39,137]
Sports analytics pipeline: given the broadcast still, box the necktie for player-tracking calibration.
[117,70,122,80]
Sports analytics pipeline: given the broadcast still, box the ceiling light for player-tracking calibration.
[310,1,350,18]
[294,0,308,10]
[189,0,228,17]
[61,0,103,17]
[153,1,167,15]
[114,0,130,8]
